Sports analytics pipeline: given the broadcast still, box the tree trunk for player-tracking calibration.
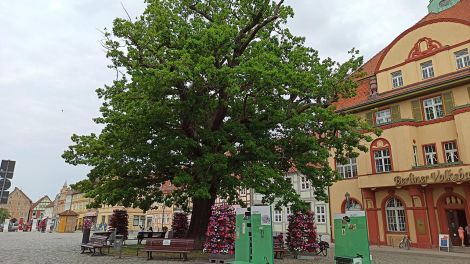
[187,197,215,248]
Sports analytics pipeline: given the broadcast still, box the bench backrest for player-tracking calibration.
[89,235,108,245]
[144,239,195,251]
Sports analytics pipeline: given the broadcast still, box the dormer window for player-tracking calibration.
[421,61,435,79]
[391,71,403,88]
[455,49,470,69]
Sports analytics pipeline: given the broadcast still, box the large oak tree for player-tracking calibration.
[63,0,373,240]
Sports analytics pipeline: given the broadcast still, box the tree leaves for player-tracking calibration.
[63,0,373,214]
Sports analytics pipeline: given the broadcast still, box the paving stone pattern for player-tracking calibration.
[0,232,469,264]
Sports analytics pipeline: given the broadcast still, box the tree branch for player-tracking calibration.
[189,3,214,22]
[232,0,284,65]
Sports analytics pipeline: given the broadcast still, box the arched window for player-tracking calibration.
[370,138,393,173]
[385,197,406,232]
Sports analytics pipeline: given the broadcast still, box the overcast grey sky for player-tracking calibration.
[0,0,428,202]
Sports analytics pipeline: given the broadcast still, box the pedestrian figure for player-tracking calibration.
[458,226,465,247]
[466,225,470,246]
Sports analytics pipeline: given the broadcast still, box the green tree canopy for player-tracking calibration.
[0,208,10,223]
[63,0,374,238]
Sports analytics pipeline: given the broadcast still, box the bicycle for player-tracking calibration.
[398,235,411,250]
[313,235,329,256]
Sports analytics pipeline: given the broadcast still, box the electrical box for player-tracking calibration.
[334,211,372,264]
[231,206,274,264]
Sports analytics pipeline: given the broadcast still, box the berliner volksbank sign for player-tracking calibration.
[0,160,16,204]
[394,168,470,186]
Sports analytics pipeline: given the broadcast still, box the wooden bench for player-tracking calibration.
[141,239,195,261]
[80,235,110,256]
[137,231,166,244]
[274,240,287,259]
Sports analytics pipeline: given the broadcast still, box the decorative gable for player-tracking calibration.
[407,37,444,61]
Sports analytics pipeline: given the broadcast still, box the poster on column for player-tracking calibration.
[3,219,10,233]
[31,219,38,232]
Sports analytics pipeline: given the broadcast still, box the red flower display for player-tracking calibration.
[286,211,318,254]
[203,204,236,255]
[171,212,189,238]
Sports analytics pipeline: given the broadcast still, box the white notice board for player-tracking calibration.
[438,234,450,252]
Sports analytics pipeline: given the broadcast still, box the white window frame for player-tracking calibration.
[386,198,406,232]
[164,214,171,224]
[286,207,292,218]
[444,141,459,163]
[336,158,358,179]
[455,49,470,69]
[423,96,444,120]
[374,149,392,173]
[300,177,310,190]
[315,205,326,224]
[375,109,392,125]
[391,71,404,88]
[133,215,145,226]
[424,144,438,165]
[421,61,435,79]
[274,210,282,223]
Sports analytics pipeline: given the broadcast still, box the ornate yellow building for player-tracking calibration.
[330,0,470,248]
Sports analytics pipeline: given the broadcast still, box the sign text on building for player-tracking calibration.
[394,168,470,186]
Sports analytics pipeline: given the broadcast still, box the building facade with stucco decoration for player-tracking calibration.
[329,0,470,248]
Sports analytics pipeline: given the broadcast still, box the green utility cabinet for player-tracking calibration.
[231,206,274,264]
[334,211,372,264]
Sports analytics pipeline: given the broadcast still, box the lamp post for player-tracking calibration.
[345,192,351,212]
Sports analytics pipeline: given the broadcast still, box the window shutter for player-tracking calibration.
[411,100,422,121]
[442,91,454,115]
[365,111,374,126]
[390,105,401,122]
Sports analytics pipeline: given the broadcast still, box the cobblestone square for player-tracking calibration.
[1,232,470,264]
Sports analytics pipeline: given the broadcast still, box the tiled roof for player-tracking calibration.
[341,68,470,111]
[58,209,78,216]
[335,0,470,111]
[335,51,384,110]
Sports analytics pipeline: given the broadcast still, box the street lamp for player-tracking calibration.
[345,192,351,212]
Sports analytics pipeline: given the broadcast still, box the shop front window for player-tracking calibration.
[386,197,406,232]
